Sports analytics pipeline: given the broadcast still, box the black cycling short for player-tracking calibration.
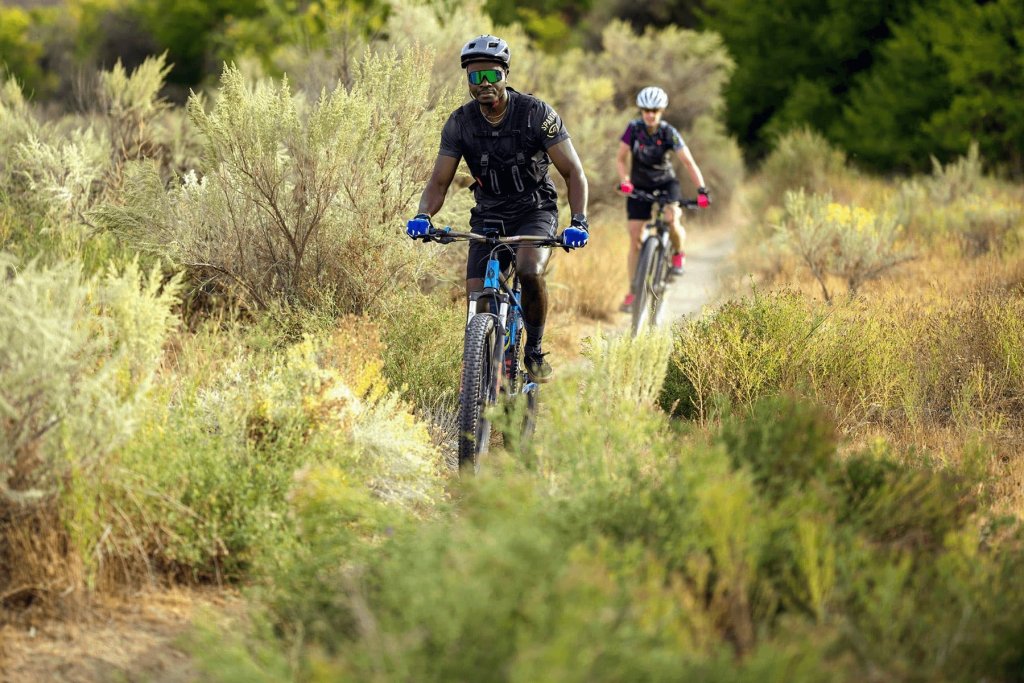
[466,209,557,280]
[626,178,682,221]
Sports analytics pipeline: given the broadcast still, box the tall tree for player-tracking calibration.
[701,0,921,161]
[842,0,1024,174]
[839,7,955,172]
[929,0,1024,174]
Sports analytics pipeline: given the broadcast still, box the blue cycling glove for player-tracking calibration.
[407,213,432,239]
[562,214,589,249]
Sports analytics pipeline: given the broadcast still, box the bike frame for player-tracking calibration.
[626,190,701,334]
[414,224,574,470]
[631,189,698,244]
[468,254,517,400]
[428,228,559,394]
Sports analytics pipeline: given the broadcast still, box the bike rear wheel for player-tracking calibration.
[458,313,500,473]
[631,236,661,336]
[500,320,540,452]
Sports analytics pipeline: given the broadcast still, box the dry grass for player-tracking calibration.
[0,586,242,682]
[726,159,1024,515]
[0,506,85,617]
[548,209,632,323]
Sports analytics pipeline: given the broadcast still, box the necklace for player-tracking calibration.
[481,100,508,126]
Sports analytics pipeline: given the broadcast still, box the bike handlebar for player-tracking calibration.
[416,226,573,248]
[624,189,702,209]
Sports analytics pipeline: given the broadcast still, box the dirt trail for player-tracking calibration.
[661,222,737,322]
[610,219,738,331]
[0,588,240,683]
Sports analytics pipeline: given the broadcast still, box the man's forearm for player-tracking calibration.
[417,186,445,216]
[567,170,589,217]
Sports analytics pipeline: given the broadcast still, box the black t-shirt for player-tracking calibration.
[621,119,686,188]
[439,88,570,221]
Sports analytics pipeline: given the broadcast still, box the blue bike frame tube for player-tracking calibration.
[505,290,521,352]
[484,258,501,290]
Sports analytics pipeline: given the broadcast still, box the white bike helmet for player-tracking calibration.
[636,86,668,109]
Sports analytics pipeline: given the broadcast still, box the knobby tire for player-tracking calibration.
[458,313,499,473]
[632,236,661,336]
[650,236,671,327]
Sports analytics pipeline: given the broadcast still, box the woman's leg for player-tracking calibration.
[664,203,686,254]
[627,219,646,282]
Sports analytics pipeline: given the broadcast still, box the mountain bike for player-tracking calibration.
[418,225,573,473]
[628,190,700,336]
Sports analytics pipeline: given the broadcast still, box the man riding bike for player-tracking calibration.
[616,86,709,312]
[407,34,589,381]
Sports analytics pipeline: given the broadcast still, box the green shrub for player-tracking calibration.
[528,330,676,481]
[807,300,922,426]
[378,290,463,410]
[719,395,838,502]
[0,79,39,173]
[663,283,1024,435]
[751,128,850,223]
[927,142,984,206]
[836,448,978,552]
[96,53,173,184]
[86,322,444,586]
[95,49,457,314]
[13,124,109,225]
[0,253,180,597]
[886,145,1024,257]
[912,193,1023,257]
[0,254,180,507]
[659,289,819,421]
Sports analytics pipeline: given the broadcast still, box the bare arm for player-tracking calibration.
[616,141,631,184]
[416,155,460,216]
[677,146,706,190]
[547,139,588,217]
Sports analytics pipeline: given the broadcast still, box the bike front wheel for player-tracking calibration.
[458,313,501,473]
[632,236,662,336]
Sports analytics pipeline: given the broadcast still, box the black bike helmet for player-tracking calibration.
[460,34,511,71]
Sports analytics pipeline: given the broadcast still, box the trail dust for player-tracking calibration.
[0,587,242,683]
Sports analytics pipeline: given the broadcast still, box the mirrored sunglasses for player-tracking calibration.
[468,68,504,85]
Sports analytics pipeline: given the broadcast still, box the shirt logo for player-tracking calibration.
[541,111,560,138]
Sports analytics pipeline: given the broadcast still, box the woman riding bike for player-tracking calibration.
[616,86,710,311]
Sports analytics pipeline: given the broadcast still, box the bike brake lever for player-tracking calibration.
[432,226,455,244]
